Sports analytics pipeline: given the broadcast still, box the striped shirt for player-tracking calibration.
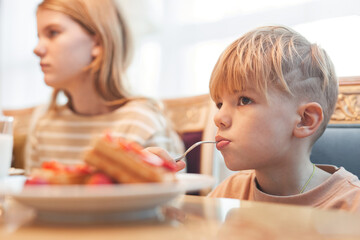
[25,100,184,172]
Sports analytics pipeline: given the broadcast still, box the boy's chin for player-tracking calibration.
[222,155,254,171]
[223,158,243,171]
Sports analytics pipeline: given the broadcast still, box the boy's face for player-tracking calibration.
[214,86,299,171]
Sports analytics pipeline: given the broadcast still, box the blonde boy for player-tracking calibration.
[208,25,360,212]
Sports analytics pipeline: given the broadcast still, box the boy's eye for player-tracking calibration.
[216,102,222,109]
[237,97,252,106]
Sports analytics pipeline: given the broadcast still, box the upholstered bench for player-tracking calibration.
[311,79,360,178]
[311,124,360,178]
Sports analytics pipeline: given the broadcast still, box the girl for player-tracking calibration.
[26,0,185,172]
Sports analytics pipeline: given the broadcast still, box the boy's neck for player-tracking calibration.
[254,161,331,196]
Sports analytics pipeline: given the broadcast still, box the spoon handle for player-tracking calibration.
[174,141,217,162]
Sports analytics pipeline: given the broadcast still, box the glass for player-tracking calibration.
[0,116,13,179]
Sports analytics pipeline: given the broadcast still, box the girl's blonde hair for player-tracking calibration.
[38,0,134,109]
[209,25,338,141]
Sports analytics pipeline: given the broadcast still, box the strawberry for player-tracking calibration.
[128,142,144,154]
[41,160,65,172]
[25,177,49,185]
[103,131,113,141]
[117,138,132,151]
[74,164,94,175]
[86,173,114,185]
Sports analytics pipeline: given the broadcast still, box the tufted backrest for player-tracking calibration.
[162,94,217,195]
[311,124,360,178]
[162,94,217,176]
[312,78,360,178]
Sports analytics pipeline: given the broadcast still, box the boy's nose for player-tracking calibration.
[214,108,231,129]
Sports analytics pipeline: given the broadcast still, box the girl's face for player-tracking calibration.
[34,8,98,90]
[213,86,299,171]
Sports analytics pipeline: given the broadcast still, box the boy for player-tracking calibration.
[207,25,360,212]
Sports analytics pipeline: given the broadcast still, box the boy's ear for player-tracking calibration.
[293,102,324,138]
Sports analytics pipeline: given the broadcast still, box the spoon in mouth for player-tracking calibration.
[174,141,217,162]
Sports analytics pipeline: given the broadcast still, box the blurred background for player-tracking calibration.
[0,0,360,110]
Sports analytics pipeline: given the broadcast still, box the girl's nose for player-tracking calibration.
[33,40,46,57]
[214,106,232,130]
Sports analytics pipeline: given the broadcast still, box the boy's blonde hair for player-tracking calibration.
[38,0,133,109]
[210,25,338,141]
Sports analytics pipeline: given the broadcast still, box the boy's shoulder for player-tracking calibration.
[208,170,256,199]
[223,170,256,188]
[227,170,255,180]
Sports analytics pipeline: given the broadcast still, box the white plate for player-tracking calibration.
[5,173,214,215]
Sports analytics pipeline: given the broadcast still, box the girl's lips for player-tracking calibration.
[40,63,50,68]
[216,140,230,150]
[40,64,51,72]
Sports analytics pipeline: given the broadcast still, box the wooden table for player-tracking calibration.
[1,194,360,240]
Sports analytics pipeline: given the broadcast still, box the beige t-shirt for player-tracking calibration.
[208,165,360,212]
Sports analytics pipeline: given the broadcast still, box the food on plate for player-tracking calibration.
[83,134,177,183]
[26,134,177,185]
[25,161,112,185]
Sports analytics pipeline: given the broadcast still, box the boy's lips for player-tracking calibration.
[215,136,230,150]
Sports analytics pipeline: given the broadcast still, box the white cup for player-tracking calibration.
[0,116,13,179]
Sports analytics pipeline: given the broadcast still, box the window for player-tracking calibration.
[1,0,359,109]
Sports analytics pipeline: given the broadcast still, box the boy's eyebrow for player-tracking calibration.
[233,87,257,95]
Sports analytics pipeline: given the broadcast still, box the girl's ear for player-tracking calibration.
[293,102,324,138]
[91,36,102,58]
[92,46,102,58]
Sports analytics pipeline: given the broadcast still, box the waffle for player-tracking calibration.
[83,135,177,184]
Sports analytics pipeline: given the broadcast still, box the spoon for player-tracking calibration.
[174,141,217,162]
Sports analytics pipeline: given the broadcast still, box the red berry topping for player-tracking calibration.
[41,160,65,172]
[105,132,112,140]
[25,177,49,185]
[86,173,114,185]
